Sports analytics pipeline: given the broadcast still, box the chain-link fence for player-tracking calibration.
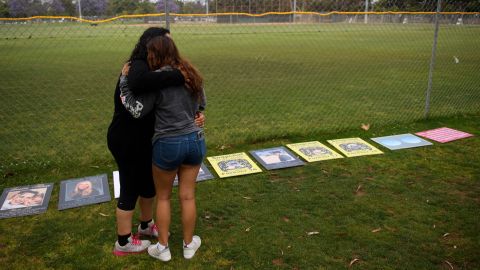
[0,0,479,170]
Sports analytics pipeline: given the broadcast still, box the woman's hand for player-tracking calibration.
[121,62,130,76]
[194,112,205,128]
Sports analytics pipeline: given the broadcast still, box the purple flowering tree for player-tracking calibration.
[81,0,108,16]
[8,0,46,17]
[156,0,180,13]
[46,0,65,15]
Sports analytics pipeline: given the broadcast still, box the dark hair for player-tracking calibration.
[128,27,170,62]
[146,36,203,99]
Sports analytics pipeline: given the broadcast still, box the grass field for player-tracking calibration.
[0,21,479,269]
[0,22,479,168]
[0,113,478,269]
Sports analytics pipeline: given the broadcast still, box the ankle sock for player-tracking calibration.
[118,233,131,246]
[140,219,153,230]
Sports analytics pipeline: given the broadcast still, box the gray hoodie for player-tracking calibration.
[119,66,206,143]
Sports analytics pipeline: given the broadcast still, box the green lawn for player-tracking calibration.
[0,23,479,167]
[0,113,478,269]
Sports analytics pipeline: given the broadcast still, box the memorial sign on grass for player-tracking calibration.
[416,127,473,143]
[173,163,215,186]
[249,146,305,170]
[286,141,344,162]
[0,183,53,219]
[327,138,383,157]
[371,134,432,150]
[58,174,111,210]
[207,153,262,178]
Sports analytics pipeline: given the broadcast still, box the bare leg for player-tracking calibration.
[138,196,154,222]
[178,164,201,245]
[152,164,177,246]
[116,208,134,235]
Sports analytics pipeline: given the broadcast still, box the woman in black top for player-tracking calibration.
[107,27,205,256]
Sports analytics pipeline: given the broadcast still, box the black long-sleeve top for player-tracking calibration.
[107,59,185,156]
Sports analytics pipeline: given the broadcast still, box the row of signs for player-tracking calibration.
[0,127,473,219]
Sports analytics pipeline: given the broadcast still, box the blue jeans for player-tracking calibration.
[152,131,206,171]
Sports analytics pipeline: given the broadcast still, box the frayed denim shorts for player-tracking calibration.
[152,131,206,171]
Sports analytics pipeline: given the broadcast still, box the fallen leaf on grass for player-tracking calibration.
[90,165,99,169]
[242,196,252,200]
[307,231,319,236]
[361,123,370,131]
[245,226,252,232]
[349,258,360,267]
[218,145,231,150]
[282,216,290,223]
[371,228,382,233]
[444,260,454,270]
[272,258,284,266]
[99,213,109,217]
[443,233,450,238]
[355,185,366,196]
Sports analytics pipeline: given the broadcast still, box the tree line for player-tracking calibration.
[1,0,479,18]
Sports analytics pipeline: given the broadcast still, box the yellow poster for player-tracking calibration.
[207,152,262,178]
[286,141,344,162]
[327,138,383,157]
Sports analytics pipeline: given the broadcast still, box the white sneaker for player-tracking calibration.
[183,235,201,259]
[138,220,158,238]
[113,235,150,256]
[148,242,171,262]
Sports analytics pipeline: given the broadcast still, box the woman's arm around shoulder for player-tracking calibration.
[127,59,185,94]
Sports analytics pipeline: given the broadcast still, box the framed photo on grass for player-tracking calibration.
[173,163,215,186]
[327,138,383,157]
[207,153,262,178]
[58,174,111,210]
[286,141,344,162]
[371,133,432,150]
[249,146,305,170]
[0,183,53,219]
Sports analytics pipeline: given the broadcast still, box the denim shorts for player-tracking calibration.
[152,131,206,171]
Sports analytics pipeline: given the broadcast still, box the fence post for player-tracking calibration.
[165,0,170,30]
[425,0,442,119]
[364,0,369,24]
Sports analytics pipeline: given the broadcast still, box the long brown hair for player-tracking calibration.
[146,35,203,98]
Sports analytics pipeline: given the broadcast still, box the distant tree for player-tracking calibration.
[181,0,203,13]
[8,0,46,17]
[109,0,137,15]
[45,0,65,15]
[0,0,9,17]
[156,0,180,13]
[134,0,156,14]
[60,0,76,16]
[81,0,108,16]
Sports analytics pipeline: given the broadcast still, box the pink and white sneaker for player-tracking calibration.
[113,235,151,256]
[137,220,159,238]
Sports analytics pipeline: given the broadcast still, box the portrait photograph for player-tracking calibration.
[58,174,111,210]
[0,183,53,219]
[250,146,305,170]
